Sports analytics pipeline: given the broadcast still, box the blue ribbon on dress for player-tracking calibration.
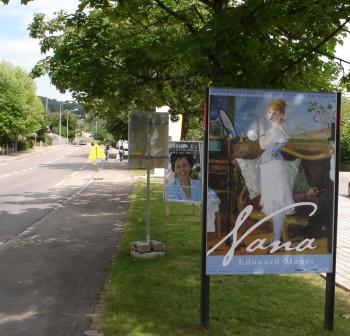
[259,142,286,164]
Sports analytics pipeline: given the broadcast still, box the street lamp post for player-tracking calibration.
[66,108,79,144]
[59,101,74,143]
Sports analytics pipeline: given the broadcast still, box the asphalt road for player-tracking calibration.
[0,145,95,245]
[0,144,132,335]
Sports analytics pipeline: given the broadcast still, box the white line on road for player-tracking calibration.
[0,172,96,255]
[0,148,82,179]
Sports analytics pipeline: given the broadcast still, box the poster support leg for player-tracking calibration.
[200,272,210,328]
[324,272,336,330]
[200,185,210,328]
[165,202,170,219]
[200,91,210,328]
[324,93,341,330]
[146,159,151,242]
[145,120,151,242]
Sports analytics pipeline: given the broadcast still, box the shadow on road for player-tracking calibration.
[0,175,132,335]
[37,159,130,172]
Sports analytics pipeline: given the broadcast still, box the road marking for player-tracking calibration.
[0,167,38,178]
[0,173,95,255]
[0,147,85,179]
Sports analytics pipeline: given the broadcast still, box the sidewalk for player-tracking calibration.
[0,160,132,336]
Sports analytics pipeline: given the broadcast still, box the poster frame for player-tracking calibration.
[200,87,341,330]
[164,140,203,204]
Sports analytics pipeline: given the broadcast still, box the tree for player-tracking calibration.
[0,61,46,149]
[1,0,32,3]
[47,110,79,141]
[340,95,350,163]
[6,1,350,139]
[38,96,85,117]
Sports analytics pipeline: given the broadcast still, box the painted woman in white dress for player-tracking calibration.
[258,99,295,242]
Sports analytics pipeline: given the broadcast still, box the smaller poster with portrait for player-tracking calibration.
[165,141,202,203]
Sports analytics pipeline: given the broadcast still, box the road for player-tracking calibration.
[0,145,95,245]
[0,144,132,336]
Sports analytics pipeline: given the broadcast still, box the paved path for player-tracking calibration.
[0,149,132,336]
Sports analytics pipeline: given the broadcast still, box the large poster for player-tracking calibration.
[165,141,203,203]
[206,88,338,275]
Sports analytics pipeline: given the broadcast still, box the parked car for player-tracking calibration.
[79,140,87,145]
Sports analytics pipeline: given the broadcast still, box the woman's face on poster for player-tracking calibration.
[268,108,283,124]
[174,157,191,182]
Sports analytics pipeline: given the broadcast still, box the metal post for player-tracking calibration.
[201,90,210,328]
[59,105,62,143]
[145,118,151,242]
[66,111,70,144]
[59,101,74,144]
[96,144,100,178]
[324,93,341,330]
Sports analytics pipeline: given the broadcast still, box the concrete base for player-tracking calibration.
[131,249,165,258]
[84,330,98,336]
[131,240,166,258]
[150,240,166,252]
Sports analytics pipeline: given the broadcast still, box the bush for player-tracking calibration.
[45,136,53,146]
[17,140,33,151]
[340,96,350,164]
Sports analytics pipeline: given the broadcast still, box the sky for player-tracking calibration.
[0,1,349,101]
[0,0,80,101]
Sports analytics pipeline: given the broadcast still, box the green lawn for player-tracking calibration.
[101,177,350,336]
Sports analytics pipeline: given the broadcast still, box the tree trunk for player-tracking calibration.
[14,135,18,153]
[181,112,190,140]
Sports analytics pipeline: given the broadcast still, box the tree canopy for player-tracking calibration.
[1,0,32,3]
[38,96,84,116]
[341,95,350,163]
[0,61,46,145]
[4,0,350,138]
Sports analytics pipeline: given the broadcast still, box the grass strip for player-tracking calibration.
[101,177,350,336]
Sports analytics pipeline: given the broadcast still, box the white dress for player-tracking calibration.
[259,124,295,217]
